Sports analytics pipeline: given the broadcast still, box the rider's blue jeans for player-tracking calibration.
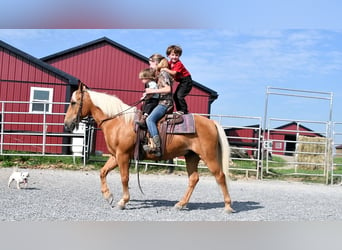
[146,104,167,137]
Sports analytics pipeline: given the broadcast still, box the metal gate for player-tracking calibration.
[332,122,342,184]
[263,87,334,183]
[0,100,88,165]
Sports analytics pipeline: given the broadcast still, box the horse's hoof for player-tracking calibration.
[116,199,126,210]
[117,204,126,210]
[224,206,236,213]
[174,203,186,210]
[105,194,114,207]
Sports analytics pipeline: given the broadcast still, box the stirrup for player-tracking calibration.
[143,141,161,157]
[143,145,161,157]
[151,148,161,157]
[143,137,155,152]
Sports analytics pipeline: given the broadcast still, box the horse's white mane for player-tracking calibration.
[87,90,136,123]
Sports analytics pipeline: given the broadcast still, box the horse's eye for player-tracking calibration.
[71,101,76,106]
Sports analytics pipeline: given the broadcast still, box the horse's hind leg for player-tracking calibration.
[174,152,200,210]
[206,158,234,213]
[100,155,118,206]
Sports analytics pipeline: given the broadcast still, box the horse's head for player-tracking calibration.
[64,82,89,132]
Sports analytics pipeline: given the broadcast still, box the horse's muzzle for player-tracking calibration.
[64,120,76,132]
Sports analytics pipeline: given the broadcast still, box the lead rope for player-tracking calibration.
[135,159,145,195]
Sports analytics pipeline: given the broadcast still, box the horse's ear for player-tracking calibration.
[78,80,89,91]
[78,80,83,90]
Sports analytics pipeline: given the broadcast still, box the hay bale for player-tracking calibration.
[295,135,331,170]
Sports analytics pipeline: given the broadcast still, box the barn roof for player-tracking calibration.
[41,37,148,63]
[0,40,79,86]
[225,122,324,136]
[41,36,218,102]
[273,121,324,137]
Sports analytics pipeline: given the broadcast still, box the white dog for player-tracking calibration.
[8,168,30,189]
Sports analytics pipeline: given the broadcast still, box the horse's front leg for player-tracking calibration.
[116,154,131,210]
[175,153,200,210]
[100,155,118,206]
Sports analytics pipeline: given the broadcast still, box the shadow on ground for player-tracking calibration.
[127,199,263,212]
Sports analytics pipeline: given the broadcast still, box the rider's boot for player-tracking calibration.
[143,135,161,157]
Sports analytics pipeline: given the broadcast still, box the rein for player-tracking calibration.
[98,98,144,127]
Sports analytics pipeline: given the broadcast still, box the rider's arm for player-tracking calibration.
[145,85,171,95]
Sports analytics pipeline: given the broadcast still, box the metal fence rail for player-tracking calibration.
[0,100,88,165]
[1,96,341,184]
[211,114,263,179]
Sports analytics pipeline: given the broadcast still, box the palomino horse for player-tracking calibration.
[64,82,234,213]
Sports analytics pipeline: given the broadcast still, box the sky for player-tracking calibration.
[0,1,342,134]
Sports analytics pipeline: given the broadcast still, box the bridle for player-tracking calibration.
[74,86,144,128]
[75,87,85,130]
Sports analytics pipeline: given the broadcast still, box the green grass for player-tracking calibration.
[0,152,89,170]
[230,155,287,169]
[333,157,342,175]
[334,157,342,164]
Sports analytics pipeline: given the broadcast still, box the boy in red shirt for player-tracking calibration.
[162,45,193,115]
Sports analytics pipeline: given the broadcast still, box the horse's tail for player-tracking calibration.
[213,120,230,180]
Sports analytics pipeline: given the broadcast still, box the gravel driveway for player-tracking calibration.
[1,167,341,221]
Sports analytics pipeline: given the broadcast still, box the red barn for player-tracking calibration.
[0,40,79,154]
[226,121,325,157]
[41,37,218,154]
[267,122,324,156]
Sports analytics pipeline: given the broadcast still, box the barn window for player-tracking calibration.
[29,87,54,113]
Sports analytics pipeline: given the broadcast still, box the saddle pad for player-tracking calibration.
[166,114,195,134]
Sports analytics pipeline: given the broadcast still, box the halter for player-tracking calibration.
[75,87,85,130]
